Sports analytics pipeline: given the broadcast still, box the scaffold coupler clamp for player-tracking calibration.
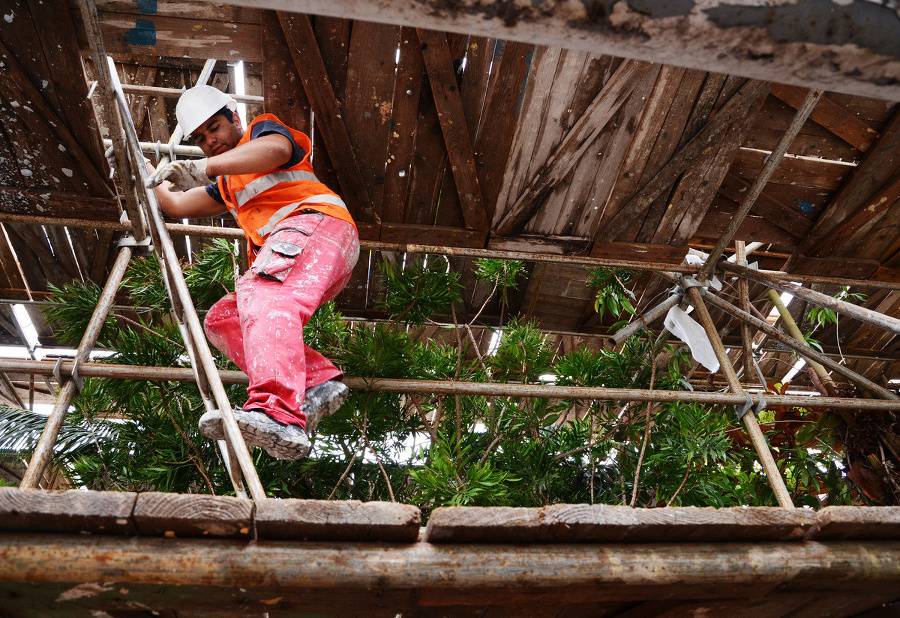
[118,235,154,254]
[734,391,766,422]
[53,356,84,393]
[674,274,709,304]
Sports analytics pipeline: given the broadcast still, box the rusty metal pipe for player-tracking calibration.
[93,82,264,104]
[699,89,823,282]
[735,242,754,379]
[1,207,900,290]
[685,286,794,508]
[703,290,897,401]
[8,359,899,412]
[77,0,146,242]
[611,294,680,345]
[724,262,900,336]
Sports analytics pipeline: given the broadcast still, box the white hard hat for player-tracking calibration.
[176,85,238,137]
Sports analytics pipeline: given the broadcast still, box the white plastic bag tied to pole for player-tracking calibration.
[664,305,720,373]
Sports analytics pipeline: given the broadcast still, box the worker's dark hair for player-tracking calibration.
[211,105,237,123]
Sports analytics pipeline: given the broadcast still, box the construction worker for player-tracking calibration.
[145,85,359,460]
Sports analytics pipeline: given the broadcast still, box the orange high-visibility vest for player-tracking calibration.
[217,114,355,258]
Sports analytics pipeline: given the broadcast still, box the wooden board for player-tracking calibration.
[261,10,311,135]
[132,492,253,538]
[71,4,263,62]
[255,498,421,541]
[500,59,651,236]
[730,148,852,191]
[277,12,376,224]
[418,29,487,231]
[424,505,815,543]
[474,40,533,223]
[770,84,878,152]
[381,27,425,223]
[380,223,486,248]
[811,506,900,540]
[0,487,137,534]
[343,21,400,215]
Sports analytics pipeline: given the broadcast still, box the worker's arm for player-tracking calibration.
[148,134,293,219]
[149,176,227,219]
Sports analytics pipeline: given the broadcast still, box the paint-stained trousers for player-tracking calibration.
[204,212,359,428]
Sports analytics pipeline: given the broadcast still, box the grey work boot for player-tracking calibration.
[301,380,350,434]
[199,407,311,461]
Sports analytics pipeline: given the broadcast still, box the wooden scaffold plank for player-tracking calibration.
[255,498,421,542]
[424,505,815,543]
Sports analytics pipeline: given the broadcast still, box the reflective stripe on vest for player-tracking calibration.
[254,194,349,238]
[234,170,321,208]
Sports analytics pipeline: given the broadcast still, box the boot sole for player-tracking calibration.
[304,383,350,434]
[199,410,309,460]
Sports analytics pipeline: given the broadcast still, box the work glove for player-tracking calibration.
[104,145,117,179]
[145,158,211,192]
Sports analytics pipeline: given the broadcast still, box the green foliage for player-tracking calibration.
[377,257,462,325]
[126,255,171,312]
[303,301,351,359]
[586,268,636,321]
[411,434,518,507]
[489,318,555,383]
[0,404,119,456]
[184,239,238,311]
[43,281,117,348]
[6,244,856,510]
[807,286,867,330]
[473,258,526,313]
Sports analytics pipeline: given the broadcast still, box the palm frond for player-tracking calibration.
[0,405,121,456]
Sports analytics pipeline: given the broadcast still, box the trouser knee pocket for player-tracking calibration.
[252,229,309,283]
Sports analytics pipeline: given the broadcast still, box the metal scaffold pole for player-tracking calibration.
[74,0,266,501]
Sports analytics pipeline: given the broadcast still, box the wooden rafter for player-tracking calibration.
[809,171,900,257]
[276,11,379,224]
[593,79,772,244]
[494,59,652,236]
[0,186,118,220]
[417,28,489,232]
[475,41,533,224]
[649,85,768,245]
[770,83,877,152]
[381,28,424,223]
[261,11,311,135]
[345,21,401,219]
[0,39,112,196]
[789,108,900,265]
[718,173,813,239]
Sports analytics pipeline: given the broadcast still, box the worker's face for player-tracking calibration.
[190,112,243,157]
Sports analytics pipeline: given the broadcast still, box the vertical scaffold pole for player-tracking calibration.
[684,286,795,508]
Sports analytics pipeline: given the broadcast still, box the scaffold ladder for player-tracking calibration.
[21,0,265,501]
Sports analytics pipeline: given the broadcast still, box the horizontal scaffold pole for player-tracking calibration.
[4,359,899,412]
[2,211,900,290]
[2,534,899,591]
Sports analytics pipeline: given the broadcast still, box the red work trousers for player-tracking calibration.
[204,211,359,428]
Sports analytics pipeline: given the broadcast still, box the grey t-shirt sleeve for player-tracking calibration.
[250,119,306,169]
